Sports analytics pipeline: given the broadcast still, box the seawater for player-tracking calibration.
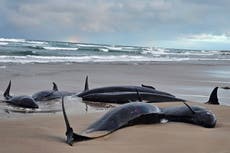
[0,38,229,64]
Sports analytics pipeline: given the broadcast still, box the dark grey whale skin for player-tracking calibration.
[62,98,216,146]
[77,76,174,98]
[82,92,185,104]
[3,81,38,109]
[205,87,219,105]
[32,82,75,101]
[77,76,181,103]
[161,105,216,128]
[4,96,39,109]
[32,90,73,101]
[78,86,174,98]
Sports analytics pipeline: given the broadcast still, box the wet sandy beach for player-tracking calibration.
[0,61,229,153]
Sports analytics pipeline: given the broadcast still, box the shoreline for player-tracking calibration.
[0,59,230,65]
[0,62,230,153]
[0,61,229,104]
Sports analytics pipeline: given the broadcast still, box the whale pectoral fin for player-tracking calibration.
[53,82,58,91]
[62,96,91,145]
[206,87,219,105]
[141,84,156,90]
[183,102,196,114]
[62,96,75,145]
[84,76,89,91]
[65,127,74,146]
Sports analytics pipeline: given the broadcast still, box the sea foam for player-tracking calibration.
[0,38,229,64]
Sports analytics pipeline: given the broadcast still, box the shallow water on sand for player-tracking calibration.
[0,62,229,118]
[0,96,112,119]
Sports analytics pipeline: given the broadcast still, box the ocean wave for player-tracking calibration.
[26,40,48,45]
[105,46,123,51]
[0,38,48,45]
[0,55,193,64]
[76,43,104,48]
[0,38,26,43]
[0,38,229,63]
[0,50,40,56]
[0,42,8,46]
[141,47,168,55]
[44,46,79,51]
[99,48,109,52]
[26,45,44,50]
[76,44,142,53]
[16,51,40,56]
[141,48,230,57]
[220,50,230,55]
[107,46,144,52]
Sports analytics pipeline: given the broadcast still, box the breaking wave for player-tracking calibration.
[0,38,229,63]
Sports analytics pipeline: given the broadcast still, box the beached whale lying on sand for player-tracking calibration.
[78,76,174,97]
[77,76,184,103]
[32,82,75,101]
[62,97,216,146]
[3,81,38,109]
[82,92,185,103]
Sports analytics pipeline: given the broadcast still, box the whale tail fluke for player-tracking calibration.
[53,82,58,91]
[4,80,12,99]
[61,97,91,146]
[206,87,219,105]
[84,76,89,91]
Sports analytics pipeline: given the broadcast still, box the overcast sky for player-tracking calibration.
[0,0,230,50]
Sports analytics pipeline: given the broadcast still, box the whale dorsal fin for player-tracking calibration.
[84,76,89,91]
[4,80,11,99]
[206,87,219,105]
[183,102,195,114]
[53,82,58,91]
[141,84,155,90]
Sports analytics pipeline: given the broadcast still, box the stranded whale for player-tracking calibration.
[62,97,216,146]
[32,82,75,101]
[78,76,174,97]
[78,76,183,103]
[3,81,38,109]
[82,91,185,103]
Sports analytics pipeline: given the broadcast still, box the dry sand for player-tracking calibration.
[0,62,230,153]
[0,102,230,153]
